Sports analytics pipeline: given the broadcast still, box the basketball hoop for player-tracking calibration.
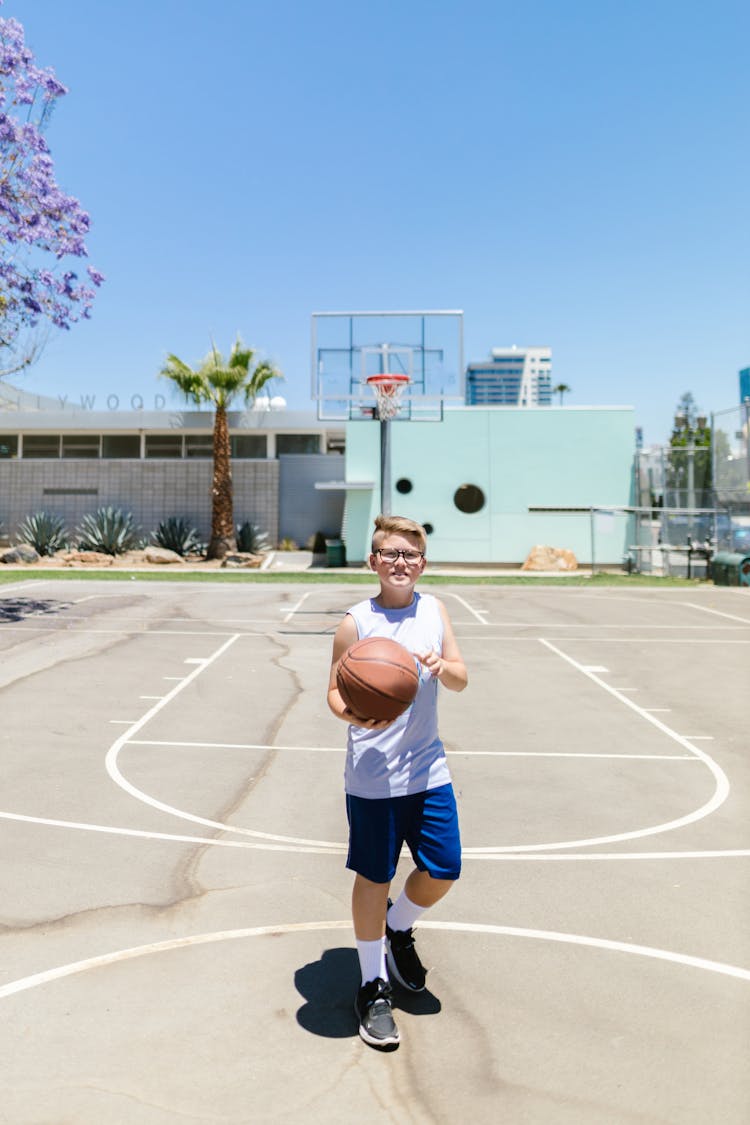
[366,373,410,421]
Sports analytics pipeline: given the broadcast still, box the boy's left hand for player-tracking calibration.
[416,649,444,679]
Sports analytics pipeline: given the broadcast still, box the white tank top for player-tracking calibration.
[344,592,452,798]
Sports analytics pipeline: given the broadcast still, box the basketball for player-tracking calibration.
[336,636,420,722]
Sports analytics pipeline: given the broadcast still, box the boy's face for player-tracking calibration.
[369,531,426,591]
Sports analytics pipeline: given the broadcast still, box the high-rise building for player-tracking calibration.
[740,366,750,404]
[465,346,552,406]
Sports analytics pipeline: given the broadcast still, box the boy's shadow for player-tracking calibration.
[294,947,441,1038]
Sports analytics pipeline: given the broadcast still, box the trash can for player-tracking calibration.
[710,551,750,586]
[325,539,346,568]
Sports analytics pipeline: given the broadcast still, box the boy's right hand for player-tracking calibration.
[343,708,393,731]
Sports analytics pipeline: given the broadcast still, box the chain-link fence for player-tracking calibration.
[630,405,750,571]
[714,404,750,502]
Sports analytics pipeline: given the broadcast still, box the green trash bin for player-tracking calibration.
[711,551,750,586]
[325,539,347,568]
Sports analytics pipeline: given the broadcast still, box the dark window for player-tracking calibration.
[145,435,182,458]
[0,435,18,458]
[396,478,413,494]
[454,484,485,514]
[231,434,267,458]
[23,435,61,458]
[423,522,434,535]
[185,435,213,458]
[276,434,320,455]
[102,435,141,459]
[62,434,100,458]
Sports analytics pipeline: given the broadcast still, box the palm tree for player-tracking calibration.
[553,383,571,405]
[160,337,281,559]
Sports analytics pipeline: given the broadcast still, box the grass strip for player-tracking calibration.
[0,568,710,587]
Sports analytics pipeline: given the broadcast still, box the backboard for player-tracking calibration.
[312,310,464,421]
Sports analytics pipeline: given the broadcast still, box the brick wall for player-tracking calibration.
[0,460,279,545]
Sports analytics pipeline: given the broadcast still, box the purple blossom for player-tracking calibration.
[0,7,102,350]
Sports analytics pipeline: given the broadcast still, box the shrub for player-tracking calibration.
[277,537,298,551]
[17,511,69,555]
[152,517,205,557]
[236,521,270,554]
[76,507,143,555]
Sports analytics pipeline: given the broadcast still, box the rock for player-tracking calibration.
[0,544,40,564]
[220,553,263,569]
[144,546,184,565]
[57,550,114,566]
[521,545,578,571]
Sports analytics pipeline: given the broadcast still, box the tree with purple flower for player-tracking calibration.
[0,4,102,376]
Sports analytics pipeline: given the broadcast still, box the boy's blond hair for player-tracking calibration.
[371,514,427,554]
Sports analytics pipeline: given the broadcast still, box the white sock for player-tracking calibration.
[356,937,387,984]
[387,890,426,933]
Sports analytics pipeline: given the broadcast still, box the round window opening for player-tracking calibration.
[423,522,434,535]
[454,484,485,514]
[395,478,413,494]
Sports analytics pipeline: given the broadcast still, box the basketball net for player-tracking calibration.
[366,373,410,421]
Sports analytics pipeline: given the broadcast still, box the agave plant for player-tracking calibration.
[152,517,206,557]
[17,511,69,556]
[76,507,143,555]
[236,520,270,554]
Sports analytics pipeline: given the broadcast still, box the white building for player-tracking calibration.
[465,345,552,406]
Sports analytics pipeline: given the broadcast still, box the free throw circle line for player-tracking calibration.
[460,637,733,855]
[1,919,748,1002]
[104,634,342,849]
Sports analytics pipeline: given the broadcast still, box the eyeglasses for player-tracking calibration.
[375,548,424,563]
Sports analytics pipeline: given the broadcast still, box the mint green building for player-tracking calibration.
[340,405,636,564]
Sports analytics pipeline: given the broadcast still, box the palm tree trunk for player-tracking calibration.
[208,404,237,558]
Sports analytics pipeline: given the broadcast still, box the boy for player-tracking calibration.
[327,514,468,1049]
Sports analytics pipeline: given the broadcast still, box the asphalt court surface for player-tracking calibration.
[0,578,748,1124]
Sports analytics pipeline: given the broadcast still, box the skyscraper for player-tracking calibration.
[740,366,750,404]
[465,346,552,406]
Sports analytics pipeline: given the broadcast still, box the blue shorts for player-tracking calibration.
[345,783,462,884]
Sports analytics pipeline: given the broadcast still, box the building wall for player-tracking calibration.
[343,406,635,563]
[0,459,280,545]
[278,454,345,545]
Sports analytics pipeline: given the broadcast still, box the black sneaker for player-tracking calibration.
[386,908,427,992]
[354,977,399,1048]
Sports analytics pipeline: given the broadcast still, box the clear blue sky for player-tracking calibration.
[5,0,749,442]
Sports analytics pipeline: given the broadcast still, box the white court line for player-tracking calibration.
[126,739,697,761]
[0,580,51,594]
[281,590,311,624]
[105,638,343,850]
[0,807,746,862]
[459,639,732,855]
[469,850,750,861]
[442,591,488,624]
[0,625,245,636]
[680,601,750,625]
[443,623,747,630]
[74,593,135,604]
[456,635,750,644]
[0,810,343,853]
[0,920,747,1002]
